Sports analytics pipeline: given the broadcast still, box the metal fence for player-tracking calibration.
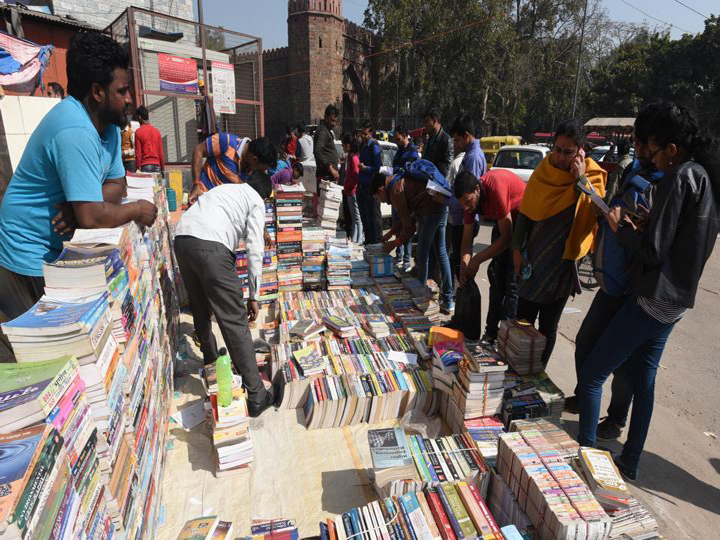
[107,7,264,165]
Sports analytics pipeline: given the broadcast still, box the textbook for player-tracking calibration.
[176,515,219,539]
[1,294,109,337]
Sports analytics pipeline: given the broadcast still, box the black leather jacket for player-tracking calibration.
[424,128,454,177]
[618,161,719,308]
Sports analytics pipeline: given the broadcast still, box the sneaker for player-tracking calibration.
[596,417,624,441]
[612,453,638,481]
[440,301,455,315]
[402,263,413,273]
[563,395,580,414]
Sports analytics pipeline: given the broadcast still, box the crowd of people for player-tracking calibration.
[0,31,719,477]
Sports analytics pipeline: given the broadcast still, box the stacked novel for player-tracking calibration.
[326,237,352,290]
[261,200,279,305]
[276,185,305,293]
[432,341,465,394]
[364,243,395,278]
[302,224,326,290]
[322,314,357,338]
[350,243,373,288]
[453,341,507,420]
[509,418,579,461]
[210,387,253,475]
[362,315,391,338]
[497,320,546,375]
[177,516,234,539]
[578,448,631,511]
[320,482,502,540]
[317,180,343,232]
[465,416,505,468]
[497,431,612,540]
[251,518,298,540]
[368,427,420,498]
[124,172,157,202]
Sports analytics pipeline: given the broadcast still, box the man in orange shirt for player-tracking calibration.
[134,105,165,174]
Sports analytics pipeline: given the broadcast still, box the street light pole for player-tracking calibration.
[572,0,588,118]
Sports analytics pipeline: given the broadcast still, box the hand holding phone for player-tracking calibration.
[571,148,586,179]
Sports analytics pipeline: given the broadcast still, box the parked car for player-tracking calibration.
[590,145,635,163]
[490,144,549,182]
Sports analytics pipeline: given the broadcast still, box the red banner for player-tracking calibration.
[157,53,198,94]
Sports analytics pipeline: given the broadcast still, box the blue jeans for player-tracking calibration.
[346,194,364,244]
[392,208,411,265]
[357,183,382,244]
[578,297,676,470]
[141,164,162,173]
[416,206,453,305]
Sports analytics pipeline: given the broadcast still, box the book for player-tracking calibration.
[176,515,220,539]
[578,447,631,510]
[0,355,78,430]
[1,294,109,337]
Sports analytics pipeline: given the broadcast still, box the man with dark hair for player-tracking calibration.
[134,105,165,174]
[391,124,419,271]
[46,82,64,99]
[422,108,453,177]
[0,32,157,323]
[454,169,525,343]
[313,105,340,217]
[373,168,455,313]
[358,120,384,244]
[296,123,313,161]
[189,134,277,203]
[271,160,303,189]
[174,171,283,417]
[449,115,486,280]
[604,138,633,203]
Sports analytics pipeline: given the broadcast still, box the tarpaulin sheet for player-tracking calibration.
[0,31,53,93]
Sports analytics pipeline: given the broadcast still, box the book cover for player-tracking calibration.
[2,294,109,336]
[177,515,219,539]
[368,428,413,470]
[424,488,455,540]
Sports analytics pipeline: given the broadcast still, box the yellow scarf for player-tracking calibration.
[520,155,607,260]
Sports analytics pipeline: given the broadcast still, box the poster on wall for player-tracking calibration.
[158,53,198,94]
[210,61,236,115]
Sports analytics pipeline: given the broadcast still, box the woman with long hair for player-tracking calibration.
[512,119,607,367]
[578,102,720,479]
[342,133,364,244]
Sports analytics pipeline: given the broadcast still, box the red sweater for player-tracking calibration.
[135,123,165,170]
[343,153,360,196]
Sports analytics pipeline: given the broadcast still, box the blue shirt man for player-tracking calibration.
[451,133,486,226]
[392,141,420,174]
[0,96,125,277]
[358,137,382,188]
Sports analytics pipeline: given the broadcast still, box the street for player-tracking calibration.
[470,223,720,539]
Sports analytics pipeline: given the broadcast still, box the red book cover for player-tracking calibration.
[467,483,502,536]
[425,488,456,540]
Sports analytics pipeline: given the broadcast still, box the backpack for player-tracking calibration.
[405,159,452,201]
[592,175,652,296]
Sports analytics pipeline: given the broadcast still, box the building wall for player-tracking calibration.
[262,47,292,144]
[51,0,195,30]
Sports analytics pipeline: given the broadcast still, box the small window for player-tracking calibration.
[319,36,323,48]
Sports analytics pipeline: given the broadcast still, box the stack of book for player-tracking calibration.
[317,179,343,232]
[465,416,505,468]
[497,320,546,375]
[453,341,507,420]
[487,471,534,535]
[301,368,435,429]
[302,224,326,291]
[124,171,157,202]
[362,315,391,338]
[0,356,110,539]
[210,387,253,475]
[501,389,548,427]
[350,243,373,288]
[322,314,357,338]
[605,497,660,540]
[326,237,352,290]
[176,516,234,539]
[288,319,326,342]
[413,296,441,324]
[235,246,250,298]
[320,482,502,540]
[577,448,631,511]
[251,518,299,540]
[368,427,420,497]
[276,185,305,293]
[509,418,579,461]
[432,341,465,394]
[364,244,395,278]
[259,248,279,305]
[497,430,612,540]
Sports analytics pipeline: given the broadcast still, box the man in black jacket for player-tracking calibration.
[422,108,453,177]
[313,104,340,217]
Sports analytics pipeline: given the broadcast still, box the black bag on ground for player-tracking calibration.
[446,280,482,340]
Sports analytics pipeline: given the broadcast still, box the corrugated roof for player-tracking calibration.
[0,5,100,31]
[584,118,635,128]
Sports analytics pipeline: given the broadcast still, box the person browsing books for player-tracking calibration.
[454,169,525,344]
[0,33,158,324]
[371,166,455,314]
[188,134,277,204]
[174,172,284,418]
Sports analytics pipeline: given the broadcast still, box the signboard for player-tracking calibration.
[210,61,236,114]
[157,53,198,94]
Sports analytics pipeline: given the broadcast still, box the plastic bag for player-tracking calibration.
[447,280,482,340]
[400,408,441,439]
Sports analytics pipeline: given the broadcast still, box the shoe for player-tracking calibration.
[402,263,412,273]
[192,331,201,348]
[612,453,638,481]
[440,301,455,315]
[247,392,274,418]
[596,417,624,441]
[564,395,580,414]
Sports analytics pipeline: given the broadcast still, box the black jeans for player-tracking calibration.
[485,224,518,340]
[357,183,382,244]
[516,295,569,368]
[0,266,45,354]
[448,222,464,282]
[574,289,633,425]
[141,164,162,173]
[174,236,269,405]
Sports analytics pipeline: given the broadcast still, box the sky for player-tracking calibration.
[195,0,716,49]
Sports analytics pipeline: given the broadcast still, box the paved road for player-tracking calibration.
[470,223,720,539]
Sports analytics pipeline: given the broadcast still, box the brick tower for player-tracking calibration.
[288,0,345,125]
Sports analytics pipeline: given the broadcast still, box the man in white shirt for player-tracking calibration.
[295,123,314,161]
[174,171,281,417]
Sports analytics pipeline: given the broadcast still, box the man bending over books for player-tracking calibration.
[174,172,284,417]
[0,33,157,325]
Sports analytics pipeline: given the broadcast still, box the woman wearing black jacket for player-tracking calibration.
[577,102,720,480]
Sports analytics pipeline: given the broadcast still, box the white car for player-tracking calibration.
[490,144,549,182]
